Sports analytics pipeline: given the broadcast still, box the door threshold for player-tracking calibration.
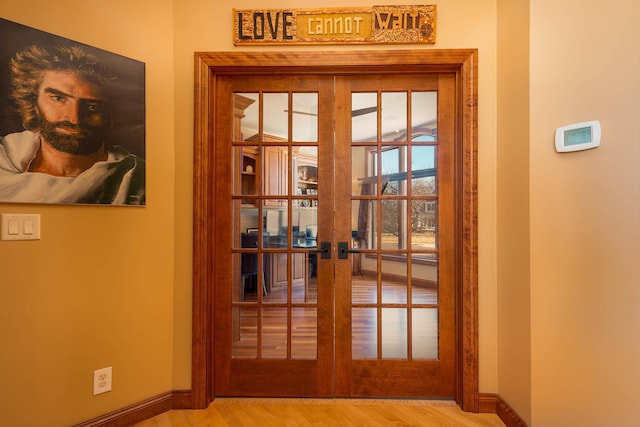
[213,397,458,407]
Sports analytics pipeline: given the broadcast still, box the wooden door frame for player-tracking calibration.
[192,49,479,411]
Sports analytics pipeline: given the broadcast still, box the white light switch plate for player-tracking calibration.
[1,214,41,240]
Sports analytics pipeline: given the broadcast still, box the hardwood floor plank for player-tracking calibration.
[135,398,505,427]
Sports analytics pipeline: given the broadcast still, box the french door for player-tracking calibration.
[334,74,456,397]
[193,50,478,410]
[213,71,456,398]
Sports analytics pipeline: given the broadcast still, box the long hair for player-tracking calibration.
[9,44,115,131]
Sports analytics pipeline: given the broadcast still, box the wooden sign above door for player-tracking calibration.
[233,5,436,45]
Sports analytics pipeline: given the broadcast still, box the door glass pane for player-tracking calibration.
[411,91,437,140]
[263,93,288,141]
[294,254,318,304]
[410,200,437,251]
[351,145,368,196]
[292,307,317,359]
[234,146,259,201]
[412,308,438,359]
[233,252,264,303]
[382,261,407,304]
[382,308,407,359]
[411,145,436,195]
[263,146,288,197]
[380,146,407,196]
[264,204,287,237]
[232,307,257,358]
[381,199,407,250]
[287,210,301,246]
[352,270,377,304]
[262,307,287,358]
[352,92,377,142]
[292,93,318,142]
[233,202,259,249]
[352,200,377,250]
[293,205,318,242]
[264,253,289,304]
[292,252,306,298]
[293,214,311,245]
[235,93,258,141]
[294,146,318,208]
[412,261,438,304]
[351,146,378,196]
[381,92,407,142]
[352,307,377,359]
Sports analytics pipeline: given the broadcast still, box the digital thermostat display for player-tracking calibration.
[555,120,601,152]
[565,127,591,146]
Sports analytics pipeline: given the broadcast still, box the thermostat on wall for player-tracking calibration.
[555,120,601,152]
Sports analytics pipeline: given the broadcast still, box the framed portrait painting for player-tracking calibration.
[0,17,145,205]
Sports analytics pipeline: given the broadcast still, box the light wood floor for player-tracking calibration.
[134,398,505,427]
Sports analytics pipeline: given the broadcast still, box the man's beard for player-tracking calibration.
[37,117,108,156]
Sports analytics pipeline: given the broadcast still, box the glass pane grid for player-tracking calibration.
[350,90,439,362]
[351,268,439,359]
[351,306,439,360]
[232,90,319,361]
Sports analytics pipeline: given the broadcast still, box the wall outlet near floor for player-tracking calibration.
[93,367,112,395]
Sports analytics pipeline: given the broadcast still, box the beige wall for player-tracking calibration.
[0,1,177,426]
[530,1,640,426]
[496,0,531,424]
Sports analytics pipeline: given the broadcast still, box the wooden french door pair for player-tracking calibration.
[213,71,456,399]
[192,50,478,409]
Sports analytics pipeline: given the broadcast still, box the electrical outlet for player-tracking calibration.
[93,367,112,395]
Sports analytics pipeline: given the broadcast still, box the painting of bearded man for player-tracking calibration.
[0,18,145,205]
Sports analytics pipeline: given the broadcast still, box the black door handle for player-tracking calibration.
[308,241,331,259]
[338,241,360,259]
